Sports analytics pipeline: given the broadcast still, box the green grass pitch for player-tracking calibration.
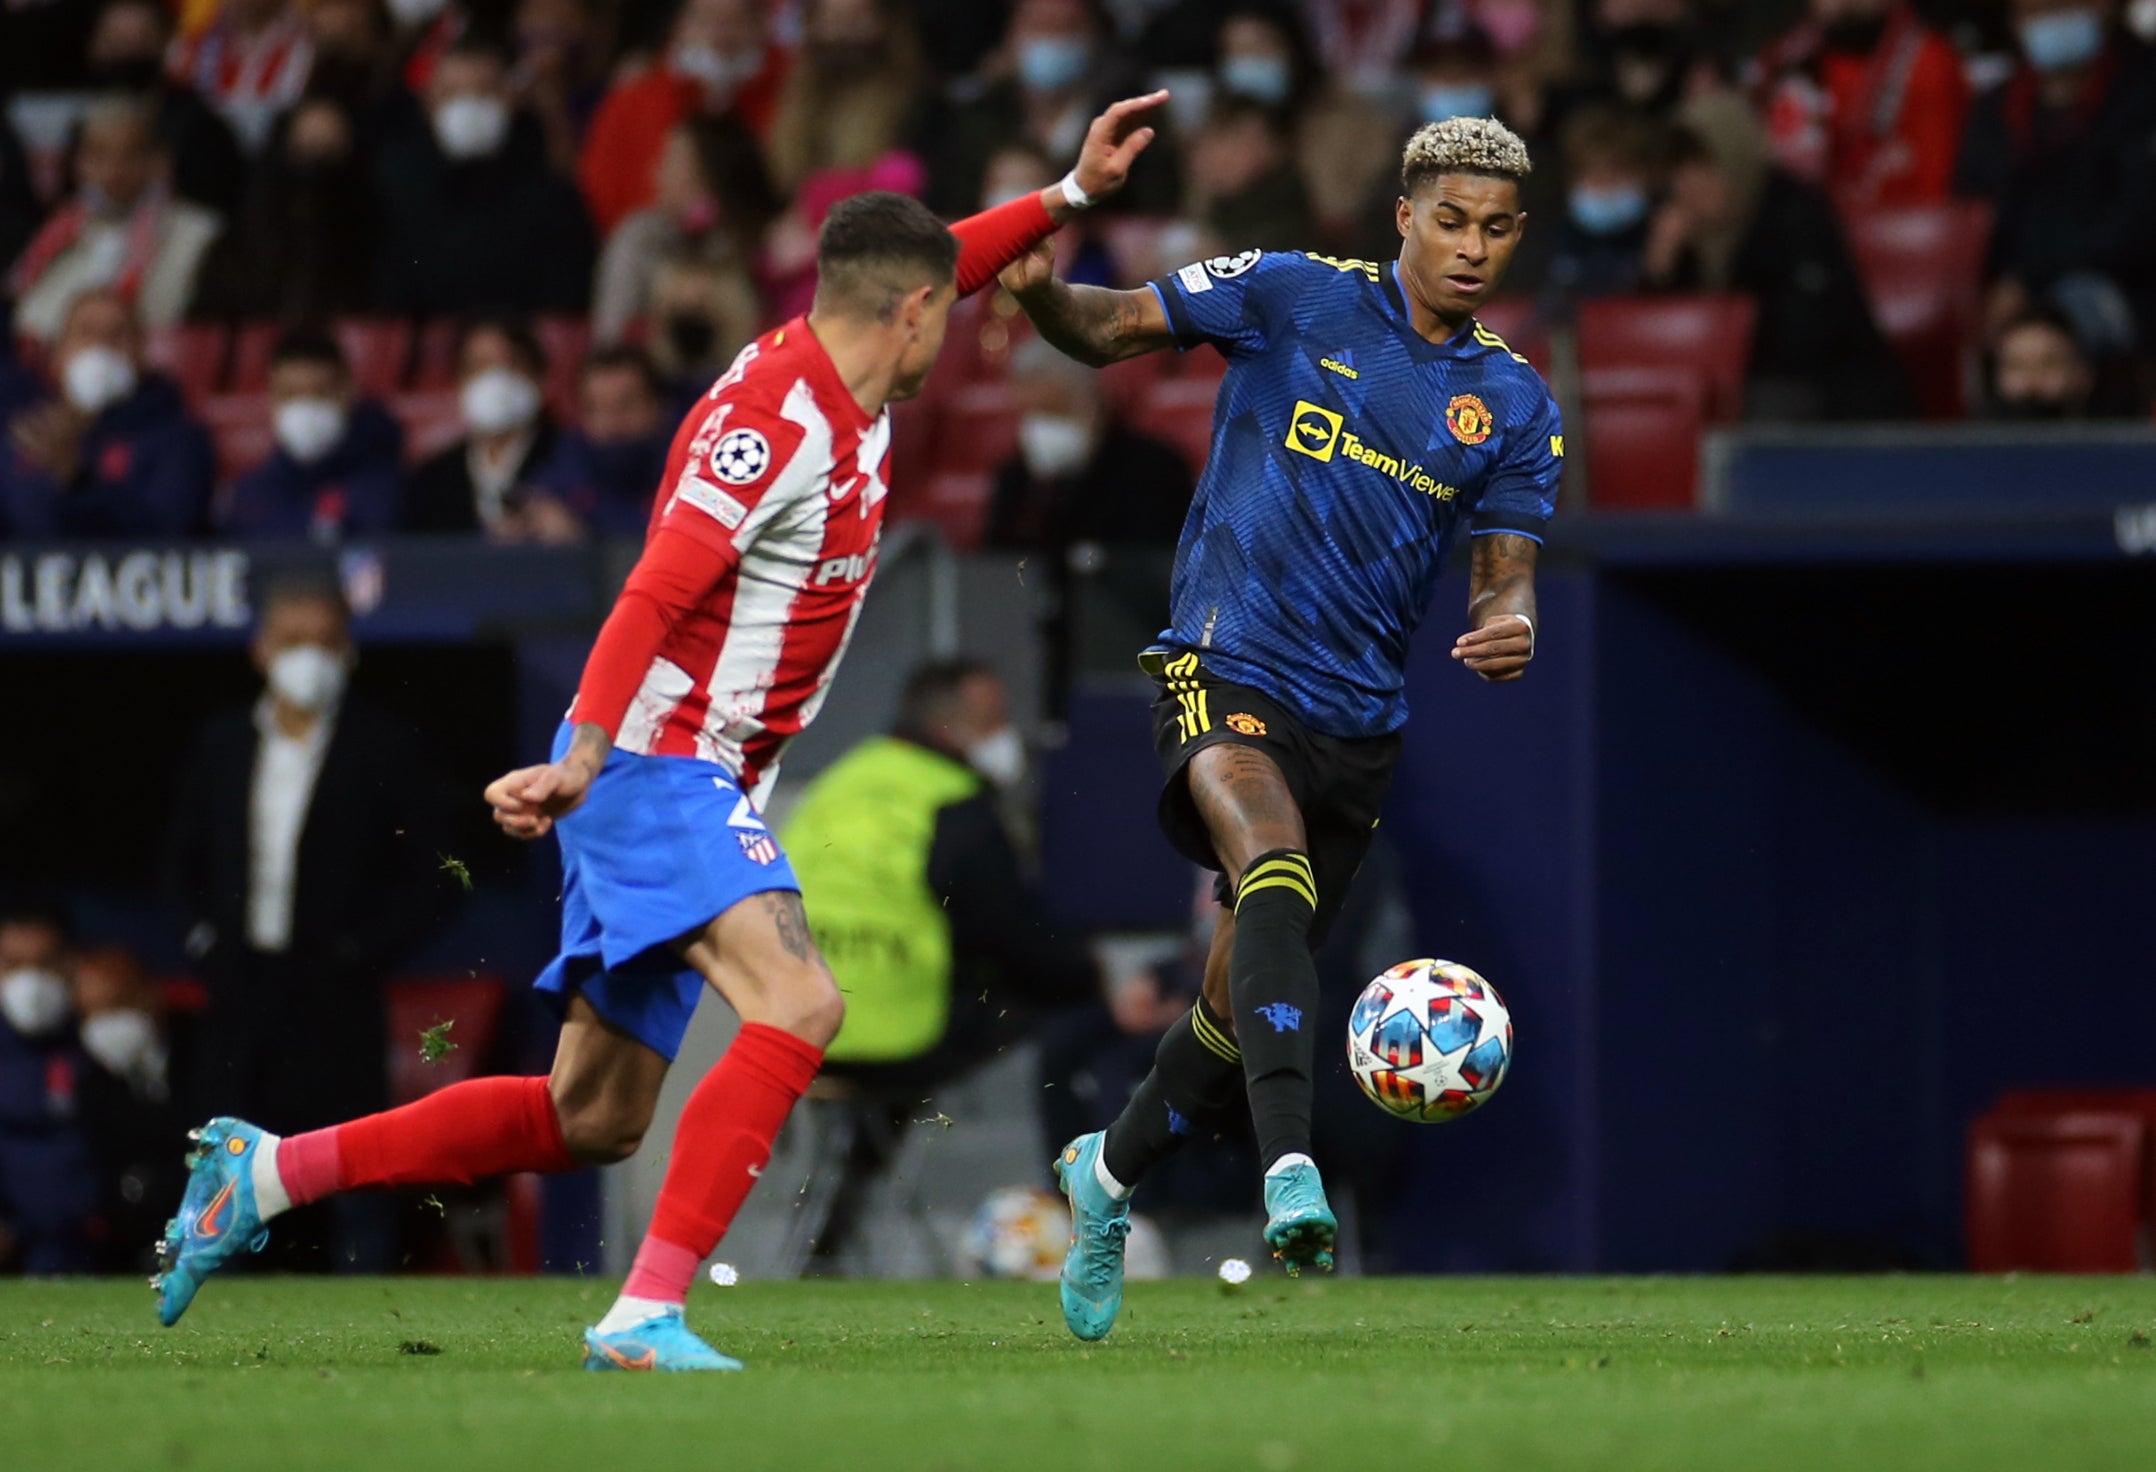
[6,1275,2155,1471]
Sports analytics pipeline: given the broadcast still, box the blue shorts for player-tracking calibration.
[531,723,798,1061]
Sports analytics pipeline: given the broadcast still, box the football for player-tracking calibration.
[1346,959,1513,1122]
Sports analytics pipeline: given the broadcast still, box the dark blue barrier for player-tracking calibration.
[1706,423,2156,518]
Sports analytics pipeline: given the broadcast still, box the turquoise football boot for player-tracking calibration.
[582,1308,744,1372]
[1262,1159,1337,1277]
[1054,1132,1132,1342]
[154,1117,272,1326]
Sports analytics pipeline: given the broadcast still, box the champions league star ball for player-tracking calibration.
[1347,959,1513,1123]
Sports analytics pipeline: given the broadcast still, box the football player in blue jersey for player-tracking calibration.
[998,117,1558,1340]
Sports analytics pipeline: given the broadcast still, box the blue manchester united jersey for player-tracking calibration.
[1147,249,1563,738]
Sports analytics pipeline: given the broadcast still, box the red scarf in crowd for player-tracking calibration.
[7,183,171,301]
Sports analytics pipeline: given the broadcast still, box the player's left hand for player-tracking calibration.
[1452,614,1533,683]
[1071,90,1169,202]
[484,758,595,840]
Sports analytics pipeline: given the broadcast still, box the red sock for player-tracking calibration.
[277,1075,574,1208]
[622,1023,823,1302]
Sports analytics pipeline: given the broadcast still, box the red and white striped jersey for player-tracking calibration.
[612,319,890,800]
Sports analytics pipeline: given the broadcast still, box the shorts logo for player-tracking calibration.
[1204,249,1261,279]
[1162,650,1210,743]
[710,428,772,484]
[737,830,778,865]
[1285,400,1344,462]
[1446,394,1494,446]
[1226,712,1267,736]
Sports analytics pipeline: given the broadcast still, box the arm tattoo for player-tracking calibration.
[763,891,815,963]
[1017,281,1164,366]
[1468,533,1539,628]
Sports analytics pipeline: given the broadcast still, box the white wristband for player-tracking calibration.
[1057,172,1093,211]
[1511,613,1535,653]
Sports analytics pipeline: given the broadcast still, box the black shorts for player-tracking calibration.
[1143,649,1401,944]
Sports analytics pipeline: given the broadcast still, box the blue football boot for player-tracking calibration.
[1054,1132,1132,1342]
[582,1308,744,1372]
[154,1117,272,1326]
[1262,1159,1337,1277]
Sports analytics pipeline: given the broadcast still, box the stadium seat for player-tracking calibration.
[411,318,462,390]
[1578,367,1707,511]
[1129,371,1221,476]
[1965,1108,2148,1272]
[227,321,279,392]
[932,380,1022,476]
[1577,294,1756,423]
[330,319,416,397]
[385,974,508,1105]
[1472,297,1549,373]
[533,315,590,420]
[199,392,274,482]
[388,389,464,463]
[1842,201,1993,421]
[143,323,229,404]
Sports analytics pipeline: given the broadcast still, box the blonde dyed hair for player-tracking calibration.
[1400,116,1533,194]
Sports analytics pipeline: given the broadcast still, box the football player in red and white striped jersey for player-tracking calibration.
[152,95,1168,1370]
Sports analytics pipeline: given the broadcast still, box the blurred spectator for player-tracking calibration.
[590,114,779,346]
[928,0,1178,216]
[987,338,1193,698]
[386,0,466,93]
[87,0,248,215]
[578,0,788,237]
[302,0,401,113]
[1956,0,2156,353]
[1644,97,1912,419]
[1186,96,1317,252]
[163,572,457,1270]
[782,659,1132,1263]
[1542,105,1665,300]
[168,0,316,153]
[69,943,190,1274]
[1554,0,1723,126]
[1753,0,1970,207]
[192,97,381,320]
[403,317,584,540]
[1304,0,1426,99]
[763,0,924,194]
[512,0,608,178]
[0,903,99,1275]
[541,345,672,536]
[0,290,214,540]
[1408,16,1502,127]
[7,97,224,344]
[981,142,1116,286]
[222,329,405,542]
[371,38,596,317]
[1984,305,2102,418]
[0,113,36,281]
[1215,6,1320,114]
[645,255,760,401]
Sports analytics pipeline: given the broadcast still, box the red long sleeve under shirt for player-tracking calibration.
[566,192,1061,742]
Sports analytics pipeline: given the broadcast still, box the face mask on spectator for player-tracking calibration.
[1568,183,1649,237]
[2133,0,2156,42]
[0,968,71,1038]
[1219,55,1291,105]
[433,95,511,160]
[268,644,348,712]
[964,726,1026,787]
[671,43,761,92]
[387,0,450,28]
[2018,7,2105,71]
[80,1008,159,1079]
[63,346,138,415]
[461,367,542,435]
[1016,36,1090,93]
[1018,411,1093,479]
[1420,83,1494,123]
[274,398,348,465]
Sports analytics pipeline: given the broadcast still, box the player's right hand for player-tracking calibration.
[484,759,594,841]
[998,238,1056,298]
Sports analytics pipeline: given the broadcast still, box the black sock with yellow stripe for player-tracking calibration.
[1229,849,1319,1170]
[1100,995,1244,1190]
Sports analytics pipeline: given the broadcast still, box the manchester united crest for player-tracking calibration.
[1446,394,1494,446]
[1226,712,1268,736]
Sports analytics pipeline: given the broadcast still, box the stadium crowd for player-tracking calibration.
[0,0,2152,545]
